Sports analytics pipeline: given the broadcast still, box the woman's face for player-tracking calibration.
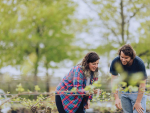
[88,59,99,72]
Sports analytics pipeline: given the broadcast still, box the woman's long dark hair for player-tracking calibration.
[79,52,100,77]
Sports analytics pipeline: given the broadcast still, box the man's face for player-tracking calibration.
[120,51,132,65]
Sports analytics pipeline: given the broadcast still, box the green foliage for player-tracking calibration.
[132,19,150,65]
[35,85,40,92]
[16,83,25,92]
[128,72,143,86]
[1,78,150,112]
[82,0,150,63]
[0,0,83,92]
[70,87,77,92]
[92,80,102,88]
[0,0,78,65]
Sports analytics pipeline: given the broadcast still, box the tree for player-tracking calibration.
[80,0,150,53]
[133,19,150,68]
[0,0,80,93]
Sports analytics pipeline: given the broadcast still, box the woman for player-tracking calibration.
[55,52,100,113]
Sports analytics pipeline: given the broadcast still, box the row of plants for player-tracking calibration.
[1,77,150,113]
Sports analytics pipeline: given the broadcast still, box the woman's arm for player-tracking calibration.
[73,67,86,94]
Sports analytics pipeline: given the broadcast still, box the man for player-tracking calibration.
[110,44,147,113]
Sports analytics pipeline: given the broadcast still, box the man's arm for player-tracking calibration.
[133,79,146,112]
[111,75,122,109]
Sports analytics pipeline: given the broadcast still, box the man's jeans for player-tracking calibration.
[120,91,147,113]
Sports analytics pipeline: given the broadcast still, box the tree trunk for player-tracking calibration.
[120,0,125,45]
[34,46,39,99]
[46,63,50,94]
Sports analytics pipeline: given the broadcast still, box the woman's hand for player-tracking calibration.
[84,99,90,109]
[94,89,101,95]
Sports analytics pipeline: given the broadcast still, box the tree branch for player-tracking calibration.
[138,50,149,57]
[125,3,145,43]
[82,0,121,44]
[131,6,144,21]
[126,21,130,41]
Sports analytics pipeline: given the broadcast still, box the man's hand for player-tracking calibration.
[84,99,90,109]
[133,80,146,113]
[133,102,144,113]
[115,98,122,109]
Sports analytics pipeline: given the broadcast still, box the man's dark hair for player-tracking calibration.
[118,44,136,59]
